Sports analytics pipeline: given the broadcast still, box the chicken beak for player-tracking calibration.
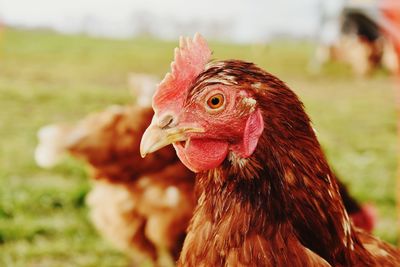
[140,121,203,158]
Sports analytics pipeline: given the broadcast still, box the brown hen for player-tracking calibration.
[141,34,399,266]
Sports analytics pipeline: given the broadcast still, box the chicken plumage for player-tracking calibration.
[141,34,400,266]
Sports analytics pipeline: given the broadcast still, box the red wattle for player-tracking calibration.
[173,139,229,172]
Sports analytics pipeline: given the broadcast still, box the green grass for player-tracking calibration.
[0,28,398,266]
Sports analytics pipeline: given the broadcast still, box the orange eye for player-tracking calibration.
[206,93,225,109]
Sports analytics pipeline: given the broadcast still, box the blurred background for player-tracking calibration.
[0,0,399,266]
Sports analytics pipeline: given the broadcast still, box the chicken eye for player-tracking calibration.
[206,93,225,110]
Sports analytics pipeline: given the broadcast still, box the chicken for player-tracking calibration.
[140,34,400,266]
[35,105,196,266]
[311,6,399,77]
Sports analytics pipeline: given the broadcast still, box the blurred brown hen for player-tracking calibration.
[35,104,196,266]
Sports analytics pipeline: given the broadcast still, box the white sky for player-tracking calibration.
[0,0,343,42]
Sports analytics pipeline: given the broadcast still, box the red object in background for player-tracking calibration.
[380,0,400,62]
[350,204,377,233]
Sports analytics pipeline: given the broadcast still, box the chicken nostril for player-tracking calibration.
[158,114,175,129]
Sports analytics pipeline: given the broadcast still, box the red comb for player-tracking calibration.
[153,33,212,114]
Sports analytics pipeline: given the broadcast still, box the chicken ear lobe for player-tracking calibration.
[234,109,264,158]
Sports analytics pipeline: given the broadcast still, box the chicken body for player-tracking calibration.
[141,34,400,266]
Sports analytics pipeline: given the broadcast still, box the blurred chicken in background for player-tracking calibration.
[311,0,399,77]
[127,73,160,107]
[35,105,196,267]
[35,76,196,267]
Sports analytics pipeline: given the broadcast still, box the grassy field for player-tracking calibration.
[0,28,398,266]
